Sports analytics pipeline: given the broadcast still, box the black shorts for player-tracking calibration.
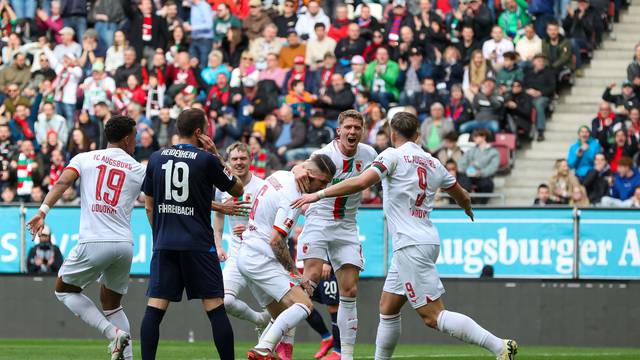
[311,271,339,306]
[147,250,223,301]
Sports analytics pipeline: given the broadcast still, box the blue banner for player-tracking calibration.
[0,207,22,273]
[579,209,640,279]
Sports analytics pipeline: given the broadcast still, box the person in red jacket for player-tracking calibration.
[327,4,351,42]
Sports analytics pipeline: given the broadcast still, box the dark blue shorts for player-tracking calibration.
[147,250,223,301]
[311,271,339,306]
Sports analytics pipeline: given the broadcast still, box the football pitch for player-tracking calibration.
[1,339,639,360]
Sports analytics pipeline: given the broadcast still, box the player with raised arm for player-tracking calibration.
[27,116,145,360]
[239,154,336,360]
[140,108,244,360]
[292,112,518,360]
[213,142,271,328]
[294,109,377,360]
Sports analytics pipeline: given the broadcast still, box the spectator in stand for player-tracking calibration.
[77,29,104,77]
[549,158,581,204]
[516,24,542,65]
[35,2,64,44]
[398,47,437,106]
[221,26,249,68]
[1,187,16,203]
[316,73,355,126]
[496,52,523,92]
[364,102,385,143]
[533,183,559,206]
[126,0,170,65]
[456,25,481,67]
[79,61,115,116]
[628,107,640,147]
[0,52,30,91]
[420,102,455,153]
[542,20,573,82]
[345,55,366,93]
[463,49,494,101]
[165,25,189,65]
[114,47,142,88]
[503,80,533,137]
[279,30,306,70]
[363,47,400,109]
[214,109,243,149]
[248,134,280,179]
[446,84,474,131]
[385,0,412,44]
[622,186,640,208]
[2,83,30,115]
[498,0,530,40]
[113,74,146,114]
[457,128,500,204]
[52,27,81,63]
[286,112,334,162]
[602,129,638,172]
[390,25,421,62]
[412,0,443,38]
[524,53,555,141]
[35,102,68,148]
[134,130,158,161]
[161,1,183,34]
[273,0,298,38]
[151,107,176,148]
[315,52,340,95]
[104,30,127,75]
[2,32,22,67]
[591,101,624,144]
[10,140,41,201]
[9,103,37,144]
[361,186,382,205]
[335,23,366,66]
[185,0,214,68]
[363,29,385,63]
[602,81,640,115]
[414,77,444,121]
[460,0,493,42]
[563,0,602,77]
[435,131,463,165]
[439,46,465,91]
[295,0,330,41]
[305,23,336,71]
[285,79,315,119]
[354,3,380,42]
[583,153,612,204]
[30,185,45,203]
[92,0,127,50]
[165,51,199,95]
[567,125,601,179]
[213,3,241,44]
[482,25,515,71]
[572,184,591,207]
[266,104,306,163]
[463,77,503,134]
[201,50,231,87]
[249,24,282,71]
[259,53,287,88]
[327,4,351,42]
[627,43,640,82]
[26,225,63,274]
[600,156,640,206]
[373,129,391,153]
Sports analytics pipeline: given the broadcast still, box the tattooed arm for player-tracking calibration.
[269,229,298,275]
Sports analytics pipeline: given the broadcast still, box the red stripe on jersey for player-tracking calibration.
[333,196,347,219]
[372,161,387,173]
[64,166,80,177]
[273,226,288,237]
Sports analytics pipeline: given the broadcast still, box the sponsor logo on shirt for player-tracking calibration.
[284,218,294,229]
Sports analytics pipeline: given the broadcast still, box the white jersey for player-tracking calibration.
[66,148,145,244]
[242,171,302,257]
[306,140,377,222]
[370,142,456,251]
[214,174,265,258]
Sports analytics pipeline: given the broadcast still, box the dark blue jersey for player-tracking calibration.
[143,144,236,251]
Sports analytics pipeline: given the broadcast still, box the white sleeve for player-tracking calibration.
[273,202,301,238]
[434,160,457,190]
[65,153,85,177]
[213,187,223,202]
[370,148,399,179]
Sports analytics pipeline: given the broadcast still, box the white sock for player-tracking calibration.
[256,303,310,351]
[259,320,274,343]
[224,293,268,325]
[105,307,132,360]
[338,296,357,360]
[437,310,504,355]
[281,327,296,345]
[374,314,401,360]
[55,292,117,340]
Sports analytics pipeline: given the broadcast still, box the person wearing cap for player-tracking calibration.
[335,23,366,65]
[603,82,640,114]
[279,30,307,70]
[53,26,82,63]
[26,225,64,274]
[79,61,116,116]
[243,0,274,42]
[523,53,555,141]
[385,0,412,43]
[305,23,337,71]
[345,55,366,92]
[295,0,330,41]
[273,0,298,38]
[397,46,438,106]
[363,47,400,109]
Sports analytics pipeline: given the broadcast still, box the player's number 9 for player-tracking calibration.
[161,160,190,203]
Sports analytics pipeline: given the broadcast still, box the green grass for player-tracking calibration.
[1,339,639,360]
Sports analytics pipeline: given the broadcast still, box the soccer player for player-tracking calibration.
[239,154,336,360]
[27,116,145,360]
[140,108,243,360]
[306,262,341,360]
[292,112,519,360]
[295,109,377,360]
[213,142,271,328]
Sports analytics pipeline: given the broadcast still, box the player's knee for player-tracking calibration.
[340,283,357,298]
[55,291,69,303]
[420,312,439,329]
[299,299,314,313]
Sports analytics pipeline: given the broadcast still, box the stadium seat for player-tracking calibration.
[492,133,516,172]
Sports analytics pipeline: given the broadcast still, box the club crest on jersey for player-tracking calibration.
[302,243,309,254]
[355,160,363,172]
[284,218,294,228]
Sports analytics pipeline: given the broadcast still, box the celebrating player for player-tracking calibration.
[213,142,271,328]
[292,112,518,360]
[27,116,145,360]
[238,154,336,360]
[140,108,243,360]
[294,109,377,360]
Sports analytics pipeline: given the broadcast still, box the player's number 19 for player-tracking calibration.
[161,160,190,203]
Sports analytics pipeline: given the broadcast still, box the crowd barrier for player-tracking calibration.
[0,205,638,279]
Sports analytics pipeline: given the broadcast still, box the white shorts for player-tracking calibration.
[222,256,247,296]
[383,244,445,309]
[237,244,293,307]
[297,219,364,270]
[58,242,133,295]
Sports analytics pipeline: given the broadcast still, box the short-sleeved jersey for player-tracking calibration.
[66,148,145,244]
[306,141,377,222]
[370,142,456,251]
[214,174,265,258]
[143,144,236,252]
[242,171,302,257]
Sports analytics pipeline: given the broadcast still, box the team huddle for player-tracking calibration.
[27,108,518,360]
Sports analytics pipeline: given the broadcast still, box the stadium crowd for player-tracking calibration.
[0,0,634,206]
